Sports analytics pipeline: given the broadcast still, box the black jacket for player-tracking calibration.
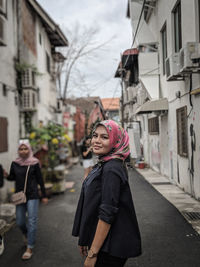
[8,162,46,200]
[72,159,142,259]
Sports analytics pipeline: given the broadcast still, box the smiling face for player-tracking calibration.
[91,125,111,156]
[18,144,30,159]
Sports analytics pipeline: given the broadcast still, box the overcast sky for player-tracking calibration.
[37,0,132,98]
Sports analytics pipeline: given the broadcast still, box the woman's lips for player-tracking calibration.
[93,146,102,149]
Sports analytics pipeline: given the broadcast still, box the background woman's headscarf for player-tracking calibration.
[14,141,39,166]
[94,120,130,162]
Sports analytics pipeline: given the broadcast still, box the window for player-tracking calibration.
[39,33,42,45]
[0,117,8,152]
[0,0,6,16]
[173,1,182,52]
[199,0,200,41]
[32,92,35,108]
[46,52,50,73]
[23,91,30,108]
[0,15,5,45]
[21,69,35,87]
[148,117,159,134]
[161,23,167,75]
[2,84,7,96]
[177,106,188,157]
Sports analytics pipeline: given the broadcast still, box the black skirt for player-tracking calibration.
[95,252,127,267]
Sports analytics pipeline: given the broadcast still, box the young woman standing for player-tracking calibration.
[72,120,141,267]
[7,141,48,260]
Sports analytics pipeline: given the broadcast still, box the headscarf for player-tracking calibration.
[93,120,130,162]
[14,141,39,166]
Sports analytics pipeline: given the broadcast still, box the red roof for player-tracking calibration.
[101,98,120,111]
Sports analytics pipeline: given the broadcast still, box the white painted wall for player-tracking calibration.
[0,0,19,170]
[128,0,200,199]
[35,18,57,125]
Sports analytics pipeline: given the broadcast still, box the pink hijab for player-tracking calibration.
[14,141,39,166]
[94,120,130,162]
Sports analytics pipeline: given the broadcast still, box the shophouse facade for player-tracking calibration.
[119,0,200,199]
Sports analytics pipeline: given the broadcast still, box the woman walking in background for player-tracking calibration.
[81,137,94,179]
[7,141,48,260]
[72,120,141,267]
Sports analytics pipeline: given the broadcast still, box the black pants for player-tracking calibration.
[95,251,127,267]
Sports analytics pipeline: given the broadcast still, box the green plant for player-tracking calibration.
[29,121,71,171]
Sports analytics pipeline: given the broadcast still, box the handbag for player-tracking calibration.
[11,165,30,205]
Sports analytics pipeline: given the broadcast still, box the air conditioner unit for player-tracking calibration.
[0,15,5,45]
[165,53,182,81]
[179,42,200,73]
[21,68,36,88]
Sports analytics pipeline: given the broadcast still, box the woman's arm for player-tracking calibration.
[35,163,48,203]
[82,146,92,157]
[84,219,111,267]
[7,162,15,181]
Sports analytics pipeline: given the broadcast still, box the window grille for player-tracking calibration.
[0,117,8,152]
[148,117,159,134]
[176,106,188,157]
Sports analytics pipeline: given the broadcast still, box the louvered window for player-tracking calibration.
[148,117,159,134]
[21,68,35,88]
[0,15,5,45]
[177,106,188,157]
[0,117,8,152]
[22,90,37,111]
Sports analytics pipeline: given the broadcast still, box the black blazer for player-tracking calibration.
[72,159,142,259]
[8,162,46,200]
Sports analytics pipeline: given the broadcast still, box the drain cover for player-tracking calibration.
[182,212,200,221]
[152,182,171,185]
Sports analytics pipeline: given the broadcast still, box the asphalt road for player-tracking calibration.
[1,163,200,267]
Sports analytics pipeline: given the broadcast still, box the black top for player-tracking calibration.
[8,162,46,200]
[0,164,4,188]
[81,144,92,160]
[72,159,142,259]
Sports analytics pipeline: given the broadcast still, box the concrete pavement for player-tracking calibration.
[136,167,200,234]
[0,162,200,266]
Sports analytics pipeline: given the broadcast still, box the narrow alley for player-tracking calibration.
[1,163,200,267]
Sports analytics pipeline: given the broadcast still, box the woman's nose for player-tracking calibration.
[95,136,101,143]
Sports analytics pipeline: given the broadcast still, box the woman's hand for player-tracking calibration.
[79,246,88,257]
[41,197,48,204]
[84,256,97,267]
[3,170,8,178]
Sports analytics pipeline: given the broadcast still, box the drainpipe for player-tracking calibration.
[120,80,124,128]
[16,0,22,138]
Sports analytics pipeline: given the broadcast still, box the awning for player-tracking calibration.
[135,98,168,114]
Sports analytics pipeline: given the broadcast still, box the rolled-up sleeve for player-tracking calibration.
[98,167,121,224]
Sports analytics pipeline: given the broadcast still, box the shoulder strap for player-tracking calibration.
[23,165,30,193]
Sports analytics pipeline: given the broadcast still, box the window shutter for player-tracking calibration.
[0,117,8,152]
[176,106,188,157]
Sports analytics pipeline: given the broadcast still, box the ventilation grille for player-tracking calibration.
[182,212,200,221]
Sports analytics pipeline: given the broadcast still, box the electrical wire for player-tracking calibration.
[123,0,146,70]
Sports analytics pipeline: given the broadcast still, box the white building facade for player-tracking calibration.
[123,0,200,199]
[0,0,19,170]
